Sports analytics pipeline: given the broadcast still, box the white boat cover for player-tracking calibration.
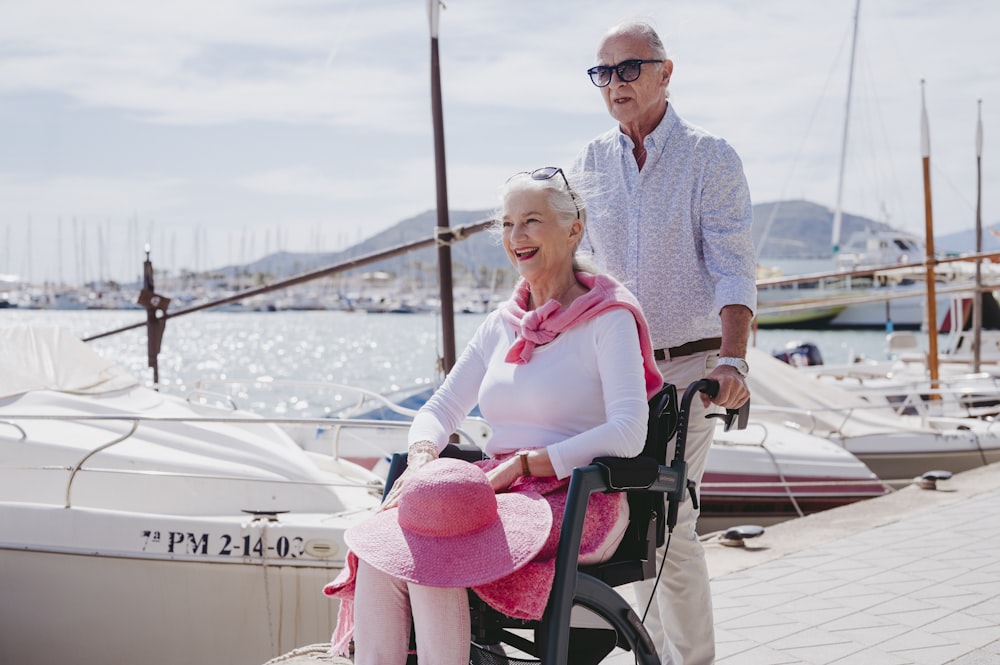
[746,346,940,435]
[0,326,139,399]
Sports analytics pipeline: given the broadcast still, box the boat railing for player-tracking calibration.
[800,368,1000,419]
[756,251,1000,290]
[857,383,1000,420]
[720,420,769,446]
[184,377,493,452]
[742,403,857,436]
[0,420,27,440]
[758,275,1000,316]
[189,378,429,420]
[63,420,140,507]
[749,395,1000,438]
[185,388,239,411]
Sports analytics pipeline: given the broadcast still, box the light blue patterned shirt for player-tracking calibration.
[574,104,757,350]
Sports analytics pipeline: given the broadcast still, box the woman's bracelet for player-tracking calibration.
[407,440,439,462]
[517,450,531,477]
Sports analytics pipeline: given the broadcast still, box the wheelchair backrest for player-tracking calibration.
[645,383,679,464]
[582,383,679,585]
[643,383,678,550]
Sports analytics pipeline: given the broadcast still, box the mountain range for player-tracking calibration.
[228,200,998,283]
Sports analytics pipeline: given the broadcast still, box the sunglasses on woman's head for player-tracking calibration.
[508,167,581,219]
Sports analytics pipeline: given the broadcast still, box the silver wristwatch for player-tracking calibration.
[717,356,749,377]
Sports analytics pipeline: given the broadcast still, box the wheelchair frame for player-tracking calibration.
[380,379,748,665]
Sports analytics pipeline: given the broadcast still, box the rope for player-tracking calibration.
[254,517,278,659]
[261,643,346,664]
[759,444,805,518]
[435,225,464,246]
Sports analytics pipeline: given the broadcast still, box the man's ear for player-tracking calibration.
[662,59,674,86]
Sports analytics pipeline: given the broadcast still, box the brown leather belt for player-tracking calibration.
[653,337,722,361]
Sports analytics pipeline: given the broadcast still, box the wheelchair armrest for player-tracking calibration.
[592,455,686,497]
[592,455,659,490]
[544,458,689,663]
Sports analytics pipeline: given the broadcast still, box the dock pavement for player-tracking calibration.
[694,459,1000,664]
[266,461,1000,665]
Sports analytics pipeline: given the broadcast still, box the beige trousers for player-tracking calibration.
[631,351,720,665]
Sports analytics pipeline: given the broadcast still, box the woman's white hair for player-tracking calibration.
[490,169,603,274]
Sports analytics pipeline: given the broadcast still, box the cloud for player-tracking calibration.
[0,0,997,285]
[0,173,186,217]
[0,0,432,128]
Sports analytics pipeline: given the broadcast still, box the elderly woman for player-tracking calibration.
[324,167,663,665]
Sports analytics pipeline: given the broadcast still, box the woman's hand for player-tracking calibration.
[379,441,438,512]
[485,455,524,492]
[486,449,554,492]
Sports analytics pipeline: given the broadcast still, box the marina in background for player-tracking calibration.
[0,308,900,399]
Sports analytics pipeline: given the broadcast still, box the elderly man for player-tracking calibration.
[574,20,757,665]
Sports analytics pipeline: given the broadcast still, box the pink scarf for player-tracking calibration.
[499,272,662,400]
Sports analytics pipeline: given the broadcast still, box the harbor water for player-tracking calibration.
[3,307,898,409]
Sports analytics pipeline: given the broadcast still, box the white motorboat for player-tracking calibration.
[699,417,888,533]
[747,346,1000,485]
[0,326,383,665]
[775,321,1000,420]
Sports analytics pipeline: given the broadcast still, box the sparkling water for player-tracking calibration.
[3,308,894,413]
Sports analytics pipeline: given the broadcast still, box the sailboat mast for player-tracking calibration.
[973,99,984,372]
[428,0,457,374]
[831,0,861,256]
[920,80,940,387]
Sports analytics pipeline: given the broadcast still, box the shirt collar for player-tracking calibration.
[616,103,677,153]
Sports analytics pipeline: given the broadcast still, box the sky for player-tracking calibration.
[1,0,997,286]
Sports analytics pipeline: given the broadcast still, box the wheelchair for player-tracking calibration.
[380,379,749,665]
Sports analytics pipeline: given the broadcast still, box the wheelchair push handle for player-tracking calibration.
[675,379,750,461]
[709,399,750,432]
[674,379,718,464]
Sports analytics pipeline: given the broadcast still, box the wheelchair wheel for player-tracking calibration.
[470,643,539,665]
[468,603,655,665]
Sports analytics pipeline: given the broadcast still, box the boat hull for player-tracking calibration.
[0,547,339,665]
[754,305,847,329]
[854,448,1000,488]
[697,423,888,534]
[0,502,356,665]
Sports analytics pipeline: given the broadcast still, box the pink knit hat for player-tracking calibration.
[345,458,552,587]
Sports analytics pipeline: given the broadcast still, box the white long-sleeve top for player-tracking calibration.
[408,307,648,479]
